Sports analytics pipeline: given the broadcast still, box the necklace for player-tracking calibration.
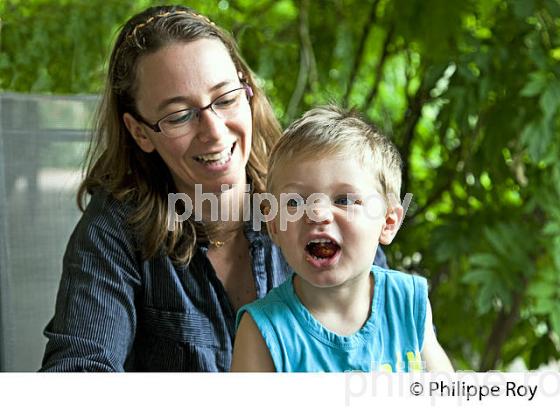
[204,221,244,249]
[208,239,225,248]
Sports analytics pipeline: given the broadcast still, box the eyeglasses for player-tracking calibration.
[133,83,253,139]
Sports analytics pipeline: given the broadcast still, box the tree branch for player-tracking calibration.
[342,0,380,107]
[398,79,430,194]
[479,280,527,371]
[286,0,316,120]
[363,24,394,111]
[398,60,452,194]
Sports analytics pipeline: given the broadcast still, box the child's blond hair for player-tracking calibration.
[267,105,402,203]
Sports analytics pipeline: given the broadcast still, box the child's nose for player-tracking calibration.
[305,205,333,225]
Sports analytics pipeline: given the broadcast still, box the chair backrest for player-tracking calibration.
[0,92,97,371]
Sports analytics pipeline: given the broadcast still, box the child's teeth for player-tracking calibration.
[308,238,333,245]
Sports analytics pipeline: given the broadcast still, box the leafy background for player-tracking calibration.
[2,0,559,370]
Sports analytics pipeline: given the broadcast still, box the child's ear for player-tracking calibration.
[123,112,156,153]
[379,204,404,245]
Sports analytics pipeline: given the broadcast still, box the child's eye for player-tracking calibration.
[286,197,304,207]
[334,195,362,206]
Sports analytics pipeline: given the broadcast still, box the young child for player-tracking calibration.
[231,105,453,372]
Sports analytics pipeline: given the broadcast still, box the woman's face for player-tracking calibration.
[124,39,253,195]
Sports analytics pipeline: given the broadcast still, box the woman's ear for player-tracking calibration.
[379,204,404,245]
[123,112,156,153]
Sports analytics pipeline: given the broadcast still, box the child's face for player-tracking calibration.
[268,155,401,289]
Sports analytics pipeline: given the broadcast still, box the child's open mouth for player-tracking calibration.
[305,238,341,268]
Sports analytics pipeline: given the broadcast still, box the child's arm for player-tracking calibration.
[422,300,454,372]
[230,313,276,372]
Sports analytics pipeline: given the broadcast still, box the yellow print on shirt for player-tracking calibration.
[378,351,423,372]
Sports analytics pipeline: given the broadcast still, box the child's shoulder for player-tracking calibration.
[371,266,428,337]
[372,265,428,294]
[235,275,293,329]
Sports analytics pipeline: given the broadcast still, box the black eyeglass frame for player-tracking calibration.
[131,82,253,134]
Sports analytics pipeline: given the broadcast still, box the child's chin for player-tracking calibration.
[299,271,346,289]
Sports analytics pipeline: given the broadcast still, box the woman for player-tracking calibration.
[41,5,387,371]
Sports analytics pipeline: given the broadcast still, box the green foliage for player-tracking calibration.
[2,0,559,370]
[0,0,146,92]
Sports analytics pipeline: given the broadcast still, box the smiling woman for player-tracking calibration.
[39,5,388,372]
[123,40,253,196]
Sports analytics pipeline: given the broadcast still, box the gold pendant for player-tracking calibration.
[209,239,225,248]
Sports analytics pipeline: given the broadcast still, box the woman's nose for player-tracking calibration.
[305,205,334,225]
[196,109,228,143]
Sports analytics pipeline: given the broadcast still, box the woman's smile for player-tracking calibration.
[192,141,236,172]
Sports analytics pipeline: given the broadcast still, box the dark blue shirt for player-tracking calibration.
[41,191,388,372]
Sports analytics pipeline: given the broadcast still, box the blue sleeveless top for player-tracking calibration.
[236,266,427,372]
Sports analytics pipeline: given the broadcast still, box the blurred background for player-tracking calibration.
[0,0,559,371]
